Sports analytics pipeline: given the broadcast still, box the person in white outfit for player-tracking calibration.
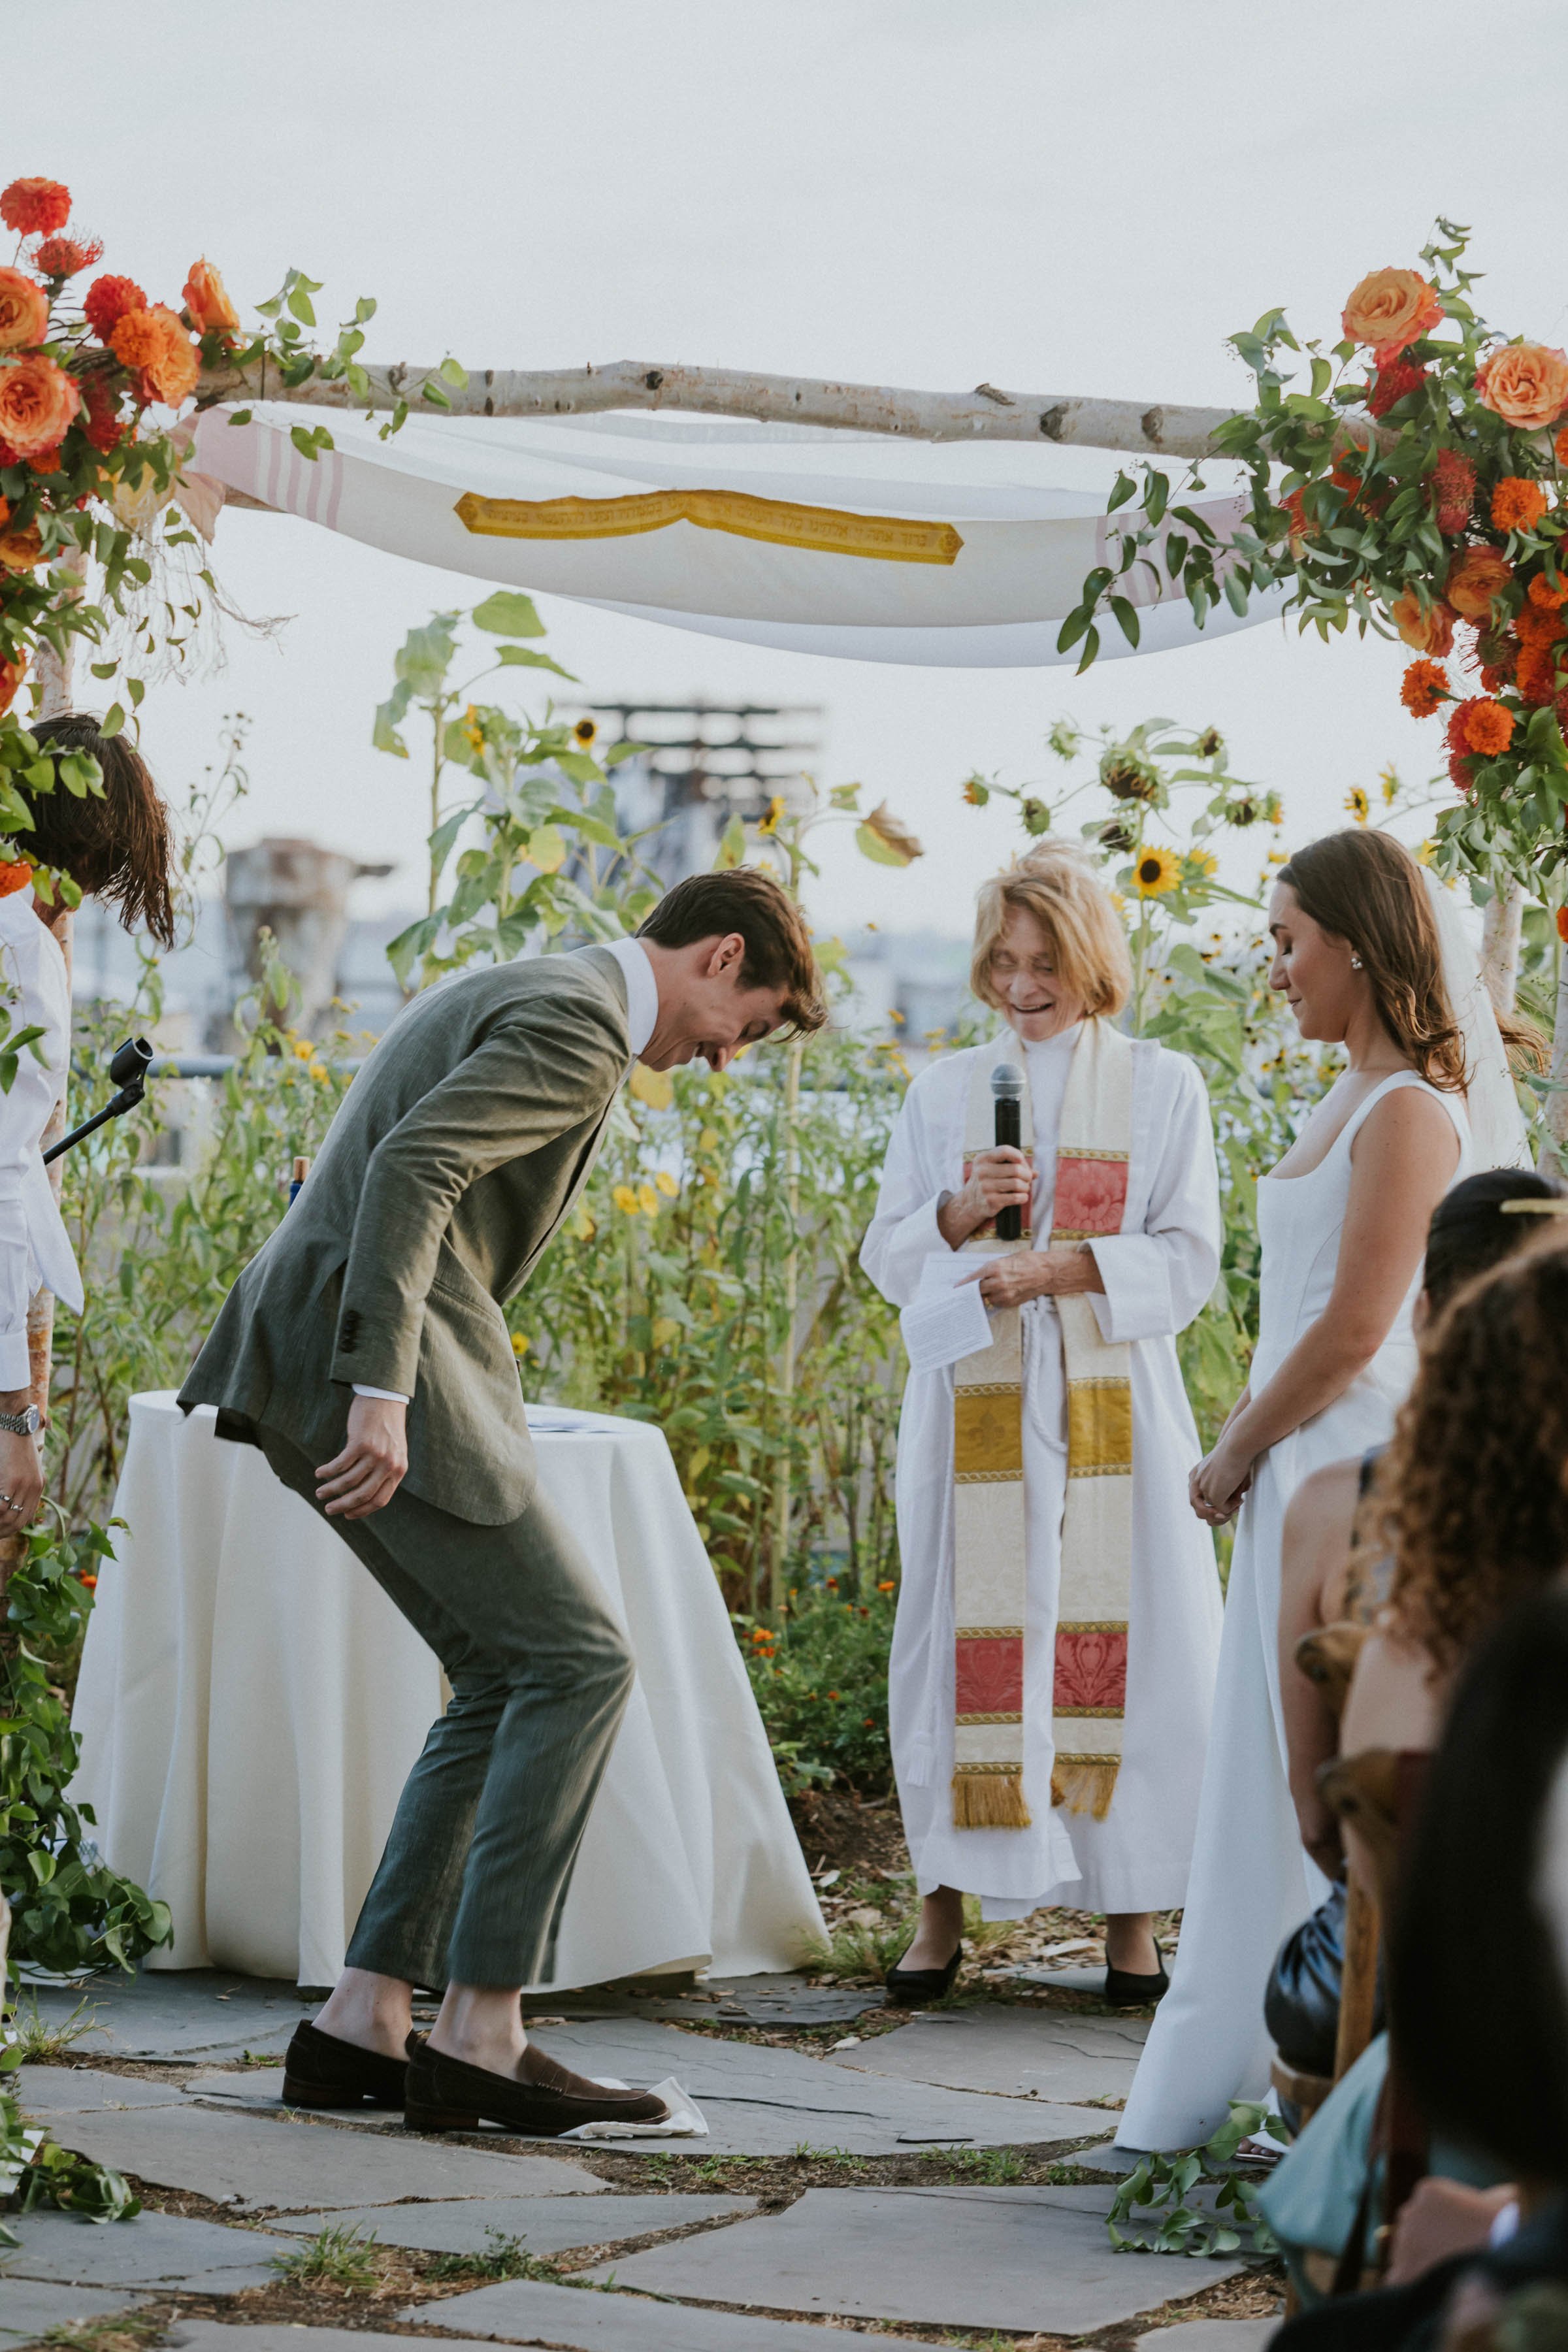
[860,844,1223,2004]
[0,711,174,1531]
[1118,825,1527,2151]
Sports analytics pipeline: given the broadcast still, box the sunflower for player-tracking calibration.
[1186,848,1218,879]
[572,716,599,749]
[1131,845,1182,897]
[1345,786,1370,823]
[757,794,785,835]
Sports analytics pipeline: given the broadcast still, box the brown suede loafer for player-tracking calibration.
[404,2033,670,2136]
[281,2019,408,2110]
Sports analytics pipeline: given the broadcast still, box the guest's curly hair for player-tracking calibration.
[1382,1230,1568,1669]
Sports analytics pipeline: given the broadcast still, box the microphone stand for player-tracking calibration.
[42,1036,154,1166]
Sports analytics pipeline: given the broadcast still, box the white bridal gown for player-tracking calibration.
[860,1028,1224,1918]
[1117,1070,1472,2151]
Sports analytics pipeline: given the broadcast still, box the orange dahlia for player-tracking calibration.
[1401,659,1450,717]
[0,178,70,238]
[1492,477,1550,534]
[1462,698,1515,757]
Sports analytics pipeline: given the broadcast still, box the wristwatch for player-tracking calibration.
[0,1404,40,1435]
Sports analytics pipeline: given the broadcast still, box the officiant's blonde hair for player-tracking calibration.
[971,842,1132,1019]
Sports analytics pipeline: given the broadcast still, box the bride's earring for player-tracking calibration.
[1350,955,1363,970]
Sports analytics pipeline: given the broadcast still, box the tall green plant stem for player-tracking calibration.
[768,1033,805,1619]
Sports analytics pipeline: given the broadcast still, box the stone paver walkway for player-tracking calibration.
[1,1969,1281,2349]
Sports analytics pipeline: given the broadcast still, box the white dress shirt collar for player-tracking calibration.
[603,935,659,1060]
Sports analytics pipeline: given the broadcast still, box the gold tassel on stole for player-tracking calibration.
[1050,1754,1119,1821]
[951,1763,1032,1829]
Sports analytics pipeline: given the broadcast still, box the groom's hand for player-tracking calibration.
[317,1395,408,1520]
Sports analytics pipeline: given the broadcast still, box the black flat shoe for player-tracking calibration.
[281,2018,409,2109]
[885,1940,963,2007]
[403,2033,670,2136]
[1104,1955,1169,2008]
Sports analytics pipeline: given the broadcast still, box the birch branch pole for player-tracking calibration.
[197,355,1237,460]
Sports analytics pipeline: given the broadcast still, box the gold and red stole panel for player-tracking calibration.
[951,1022,1135,1832]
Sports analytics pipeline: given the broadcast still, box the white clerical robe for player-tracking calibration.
[859,1028,1224,1916]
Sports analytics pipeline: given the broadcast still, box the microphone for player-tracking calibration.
[990,1063,1024,1242]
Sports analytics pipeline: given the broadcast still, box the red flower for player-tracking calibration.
[1530,572,1568,612]
[81,376,123,455]
[1448,750,1476,794]
[1558,906,1568,945]
[0,178,71,238]
[1368,358,1428,419]
[1516,645,1558,706]
[0,654,25,720]
[82,273,147,343]
[31,231,103,280]
[1462,698,1515,757]
[1429,449,1477,536]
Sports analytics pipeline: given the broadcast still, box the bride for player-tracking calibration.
[1117,826,1528,2152]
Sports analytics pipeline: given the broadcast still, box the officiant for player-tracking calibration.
[860,843,1223,2006]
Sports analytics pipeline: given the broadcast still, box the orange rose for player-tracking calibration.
[1341,268,1443,363]
[108,304,199,408]
[183,259,238,338]
[1391,589,1455,656]
[1446,545,1514,621]
[0,523,43,571]
[0,653,25,719]
[0,352,80,458]
[1476,343,1568,429]
[0,270,48,353]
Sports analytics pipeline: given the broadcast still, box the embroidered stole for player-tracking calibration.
[952,1020,1135,1829]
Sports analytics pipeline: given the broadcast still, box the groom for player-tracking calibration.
[180,867,825,2134]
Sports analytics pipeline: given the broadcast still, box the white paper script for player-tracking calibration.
[900,1267,994,1375]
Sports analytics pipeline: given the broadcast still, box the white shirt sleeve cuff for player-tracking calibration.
[351,1384,410,1405]
[1086,1234,1175,1345]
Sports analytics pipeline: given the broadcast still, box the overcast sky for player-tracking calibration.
[27,0,1568,935]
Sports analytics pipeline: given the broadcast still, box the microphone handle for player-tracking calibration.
[994,1098,1022,1242]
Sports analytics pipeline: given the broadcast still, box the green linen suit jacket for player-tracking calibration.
[178,944,631,1524]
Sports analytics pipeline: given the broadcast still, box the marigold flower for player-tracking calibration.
[1391,589,1454,657]
[109,304,199,408]
[1428,450,1477,536]
[1131,845,1182,898]
[1342,267,1443,363]
[1345,787,1370,823]
[0,655,25,720]
[33,232,103,279]
[1492,477,1550,534]
[1462,698,1515,757]
[182,258,238,337]
[0,179,71,238]
[1516,646,1559,706]
[0,854,33,896]
[0,270,48,353]
[1446,546,1514,621]
[0,352,80,461]
[1477,342,1568,430]
[83,273,146,342]
[1516,603,1564,649]
[1400,659,1450,717]
[1367,357,1428,419]
[1529,571,1568,612]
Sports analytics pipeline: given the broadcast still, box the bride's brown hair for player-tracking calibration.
[1275,829,1467,1092]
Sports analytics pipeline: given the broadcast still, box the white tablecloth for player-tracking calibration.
[71,1394,826,1990]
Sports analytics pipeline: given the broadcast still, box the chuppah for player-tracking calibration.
[860,843,1224,2003]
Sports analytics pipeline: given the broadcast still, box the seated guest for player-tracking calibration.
[1261,1229,1568,2302]
[1271,1583,1568,2347]
[0,711,174,1534]
[1269,1168,1567,2077]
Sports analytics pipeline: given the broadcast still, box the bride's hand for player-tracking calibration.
[1189,1441,1253,1525]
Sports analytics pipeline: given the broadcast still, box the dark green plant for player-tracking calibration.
[737,1580,899,1793]
[1,2037,140,2242]
[1107,2099,1281,2258]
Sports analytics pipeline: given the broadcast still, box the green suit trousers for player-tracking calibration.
[259,1429,635,1989]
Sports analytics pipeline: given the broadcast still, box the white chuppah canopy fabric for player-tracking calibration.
[72,1396,826,1990]
[189,406,1285,668]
